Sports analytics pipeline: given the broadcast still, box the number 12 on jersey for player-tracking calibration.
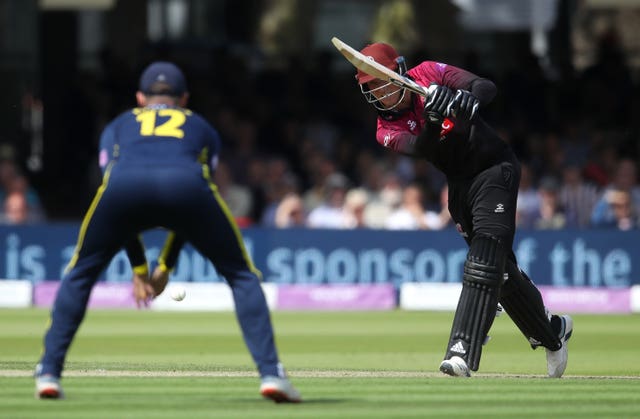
[134,108,188,139]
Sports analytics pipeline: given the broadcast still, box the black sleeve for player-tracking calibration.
[468,78,497,107]
[125,235,148,274]
[157,232,186,271]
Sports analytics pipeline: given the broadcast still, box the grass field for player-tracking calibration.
[1,308,639,418]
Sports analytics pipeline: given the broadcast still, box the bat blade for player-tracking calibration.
[331,37,429,97]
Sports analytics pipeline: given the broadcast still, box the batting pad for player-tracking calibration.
[445,235,506,371]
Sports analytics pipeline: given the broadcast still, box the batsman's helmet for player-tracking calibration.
[356,43,408,111]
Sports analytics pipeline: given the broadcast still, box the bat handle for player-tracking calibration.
[425,83,439,97]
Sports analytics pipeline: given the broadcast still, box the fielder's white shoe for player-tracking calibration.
[260,375,302,403]
[439,356,471,377]
[35,375,64,399]
[546,314,573,378]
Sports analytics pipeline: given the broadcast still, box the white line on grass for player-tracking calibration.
[2,369,640,379]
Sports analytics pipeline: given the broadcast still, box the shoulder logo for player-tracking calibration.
[99,149,109,168]
[383,133,391,146]
[407,120,417,131]
[494,203,505,213]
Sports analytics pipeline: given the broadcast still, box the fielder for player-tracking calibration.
[352,42,572,377]
[35,61,301,402]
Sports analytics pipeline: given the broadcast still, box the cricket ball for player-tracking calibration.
[170,285,186,301]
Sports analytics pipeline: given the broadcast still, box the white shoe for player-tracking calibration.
[546,314,573,378]
[260,375,302,403]
[439,356,471,377]
[35,375,64,399]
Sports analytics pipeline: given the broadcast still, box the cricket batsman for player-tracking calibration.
[352,42,573,377]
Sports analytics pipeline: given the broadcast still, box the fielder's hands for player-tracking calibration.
[450,89,479,121]
[131,265,170,308]
[149,265,170,297]
[132,271,154,308]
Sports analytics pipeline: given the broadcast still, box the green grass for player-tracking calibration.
[1,309,639,418]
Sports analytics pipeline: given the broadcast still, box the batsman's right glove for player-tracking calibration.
[450,89,479,121]
[424,84,456,123]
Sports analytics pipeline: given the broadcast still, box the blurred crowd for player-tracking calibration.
[0,154,46,225]
[2,30,640,231]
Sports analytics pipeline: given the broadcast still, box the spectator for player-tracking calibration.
[0,160,43,213]
[0,165,46,224]
[0,191,40,224]
[558,164,599,228]
[259,157,300,228]
[593,188,639,230]
[343,188,370,229]
[385,184,444,230]
[591,158,640,226]
[607,189,639,230]
[306,173,351,229]
[260,171,300,228]
[274,193,306,228]
[533,177,566,230]
[363,171,404,228]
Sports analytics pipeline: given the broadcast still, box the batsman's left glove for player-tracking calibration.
[424,84,456,120]
[450,89,479,121]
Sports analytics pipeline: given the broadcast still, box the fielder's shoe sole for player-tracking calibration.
[439,356,471,377]
[260,376,301,403]
[35,375,64,400]
[546,314,573,378]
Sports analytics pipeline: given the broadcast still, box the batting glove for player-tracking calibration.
[424,84,456,120]
[450,89,479,121]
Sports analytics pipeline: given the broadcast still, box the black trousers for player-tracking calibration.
[447,155,521,260]
[447,156,561,353]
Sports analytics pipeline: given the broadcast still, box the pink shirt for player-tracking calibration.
[375,61,480,153]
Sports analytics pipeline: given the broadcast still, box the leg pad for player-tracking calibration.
[445,235,506,371]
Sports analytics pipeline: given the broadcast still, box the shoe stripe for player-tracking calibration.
[564,330,572,341]
[38,388,61,399]
[260,388,300,403]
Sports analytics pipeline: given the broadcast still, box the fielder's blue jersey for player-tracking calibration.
[95,104,222,269]
[98,104,220,175]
